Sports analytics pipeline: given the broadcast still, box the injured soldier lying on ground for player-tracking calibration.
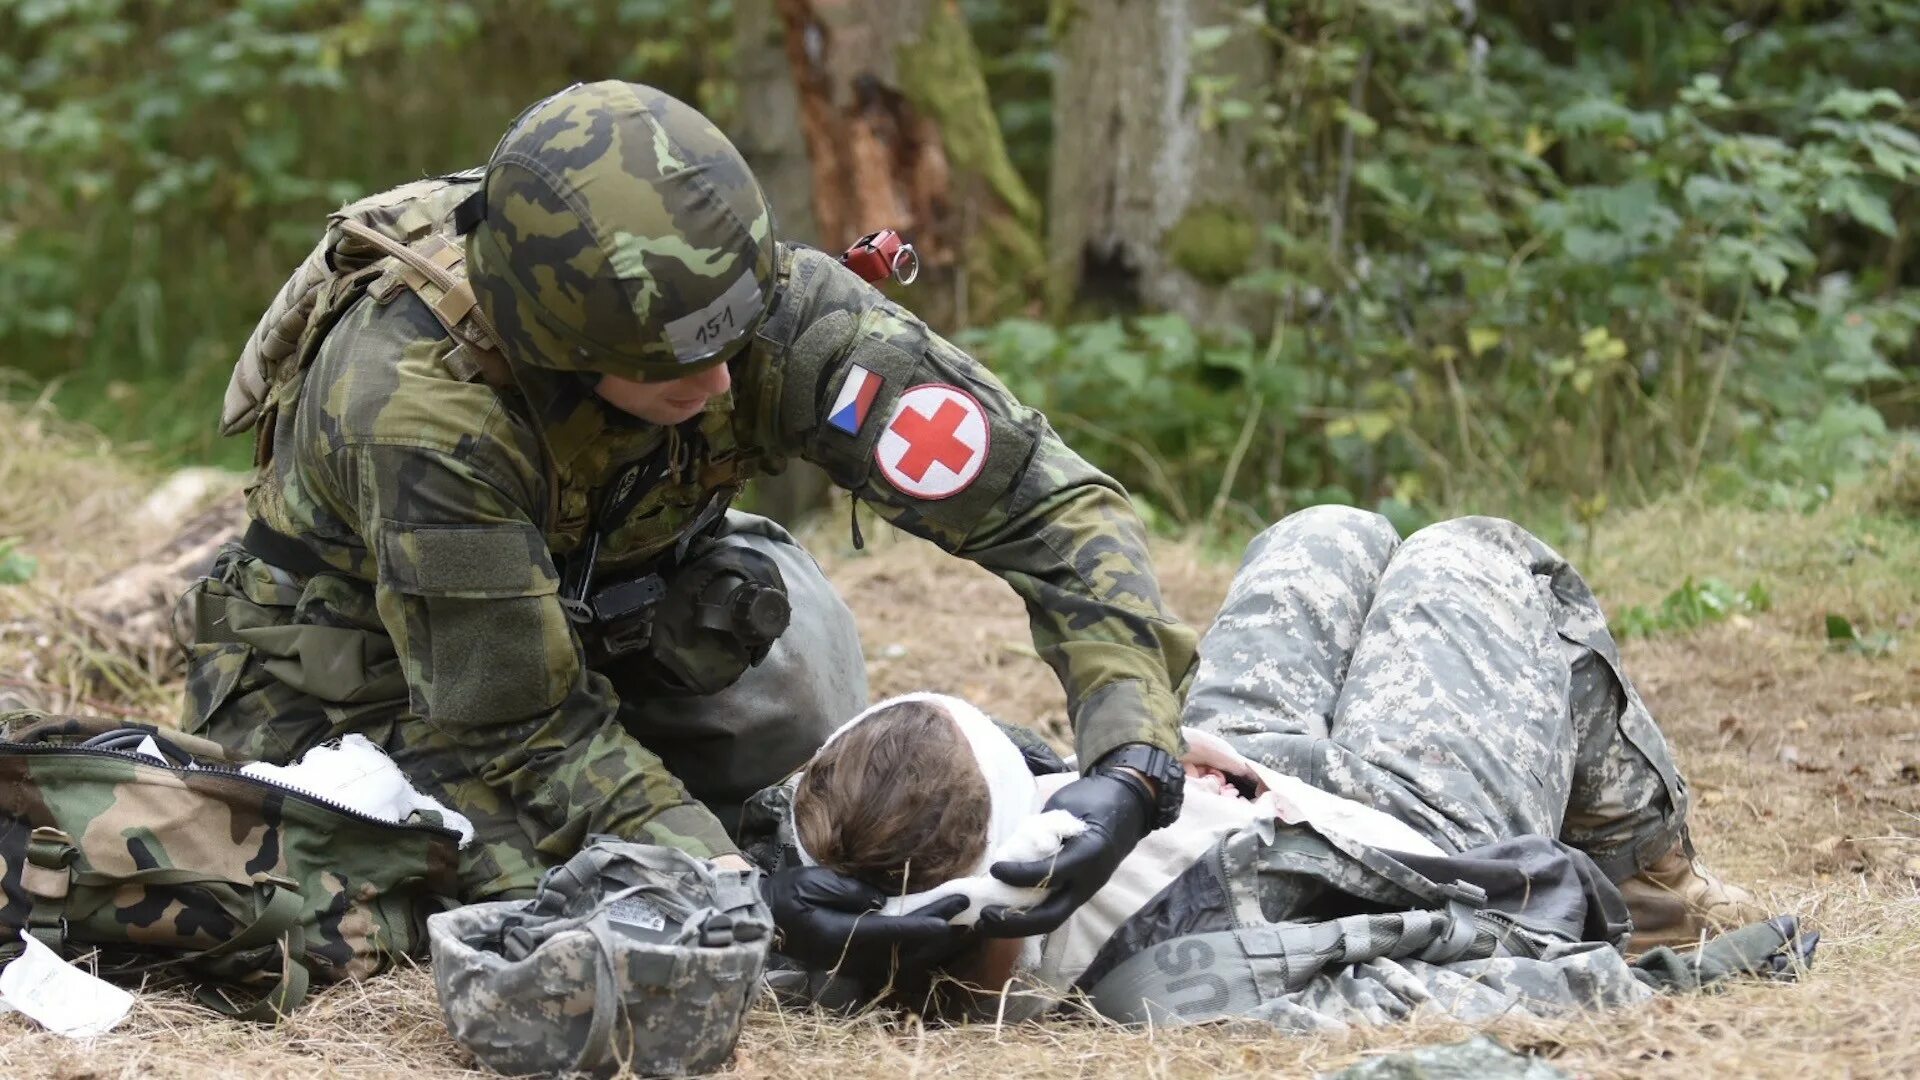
[739,506,1818,1030]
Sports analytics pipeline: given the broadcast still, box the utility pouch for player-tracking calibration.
[584,536,792,697]
[584,571,671,659]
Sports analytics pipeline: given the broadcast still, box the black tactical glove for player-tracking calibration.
[974,772,1152,938]
[762,865,971,977]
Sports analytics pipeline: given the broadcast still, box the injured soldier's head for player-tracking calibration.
[788,692,1094,930]
[791,694,992,894]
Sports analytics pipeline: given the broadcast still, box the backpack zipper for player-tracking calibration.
[0,740,461,839]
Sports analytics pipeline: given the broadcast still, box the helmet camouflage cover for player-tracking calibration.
[466,80,777,381]
[428,839,772,1077]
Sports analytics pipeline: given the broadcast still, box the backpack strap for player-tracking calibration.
[70,867,314,1021]
[21,827,77,954]
[64,868,306,960]
[333,219,507,374]
[334,217,561,528]
[197,925,309,1023]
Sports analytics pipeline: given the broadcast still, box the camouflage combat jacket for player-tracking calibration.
[228,174,1197,860]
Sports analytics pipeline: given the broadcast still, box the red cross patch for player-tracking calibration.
[874,384,991,500]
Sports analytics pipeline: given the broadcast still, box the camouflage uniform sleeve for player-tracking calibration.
[308,311,738,863]
[742,246,1196,766]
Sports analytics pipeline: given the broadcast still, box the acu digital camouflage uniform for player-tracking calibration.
[1183,505,1687,880]
[1088,506,1790,1027]
[748,507,1788,1028]
[183,81,1194,902]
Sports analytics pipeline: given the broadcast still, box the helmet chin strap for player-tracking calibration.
[451,188,486,236]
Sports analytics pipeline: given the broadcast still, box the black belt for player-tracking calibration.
[241,520,337,581]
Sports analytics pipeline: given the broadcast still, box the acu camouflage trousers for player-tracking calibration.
[178,512,865,901]
[1185,506,1689,881]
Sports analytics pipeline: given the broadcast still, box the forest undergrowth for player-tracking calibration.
[2,400,1917,1078]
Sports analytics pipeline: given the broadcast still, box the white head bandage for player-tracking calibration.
[790,691,1083,924]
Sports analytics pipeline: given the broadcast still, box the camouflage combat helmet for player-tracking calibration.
[465,81,777,382]
[428,839,771,1077]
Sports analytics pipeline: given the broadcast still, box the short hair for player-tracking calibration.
[792,697,992,895]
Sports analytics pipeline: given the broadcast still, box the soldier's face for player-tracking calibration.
[593,364,732,426]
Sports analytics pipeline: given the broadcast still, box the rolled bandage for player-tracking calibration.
[876,809,1085,924]
[792,691,1082,925]
[241,733,477,847]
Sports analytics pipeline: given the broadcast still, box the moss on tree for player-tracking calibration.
[896,3,1042,230]
[896,1,1048,320]
[1163,203,1257,286]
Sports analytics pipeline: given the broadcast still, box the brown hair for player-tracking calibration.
[792,698,992,894]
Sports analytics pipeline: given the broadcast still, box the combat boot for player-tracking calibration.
[1619,844,1768,953]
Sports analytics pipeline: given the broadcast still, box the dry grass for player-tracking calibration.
[4,397,1919,1078]
[0,397,177,717]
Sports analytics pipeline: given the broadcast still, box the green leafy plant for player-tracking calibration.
[1825,613,1900,657]
[0,0,733,465]
[0,538,36,585]
[1612,578,1773,639]
[966,2,1919,532]
[3,0,1917,529]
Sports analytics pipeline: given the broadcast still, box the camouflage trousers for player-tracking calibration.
[178,512,865,900]
[1185,506,1689,880]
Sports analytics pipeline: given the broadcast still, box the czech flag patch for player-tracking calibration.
[827,364,882,436]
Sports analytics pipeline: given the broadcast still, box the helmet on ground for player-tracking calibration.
[428,839,772,1077]
[466,81,777,382]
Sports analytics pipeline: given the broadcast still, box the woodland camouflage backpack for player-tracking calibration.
[0,712,461,1020]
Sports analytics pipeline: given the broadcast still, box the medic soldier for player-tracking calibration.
[182,81,1194,963]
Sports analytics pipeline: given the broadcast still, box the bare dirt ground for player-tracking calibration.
[2,400,1917,1078]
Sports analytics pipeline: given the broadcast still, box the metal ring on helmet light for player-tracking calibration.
[890,243,920,285]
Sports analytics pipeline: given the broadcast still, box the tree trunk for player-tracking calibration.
[773,0,1044,331]
[1049,0,1276,331]
[733,0,821,246]
[734,0,835,526]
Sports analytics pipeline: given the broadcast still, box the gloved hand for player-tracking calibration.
[762,865,970,976]
[975,772,1151,938]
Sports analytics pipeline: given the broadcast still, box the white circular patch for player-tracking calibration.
[874,384,991,500]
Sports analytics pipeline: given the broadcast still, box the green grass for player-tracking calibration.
[1581,475,1920,643]
[29,373,248,469]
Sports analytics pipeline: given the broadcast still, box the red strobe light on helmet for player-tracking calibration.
[839,229,919,286]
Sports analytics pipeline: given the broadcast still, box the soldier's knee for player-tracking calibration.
[1400,515,1532,560]
[1253,504,1398,553]
[1390,516,1573,597]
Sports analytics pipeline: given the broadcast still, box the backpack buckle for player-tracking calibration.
[24,827,76,901]
[26,826,75,867]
